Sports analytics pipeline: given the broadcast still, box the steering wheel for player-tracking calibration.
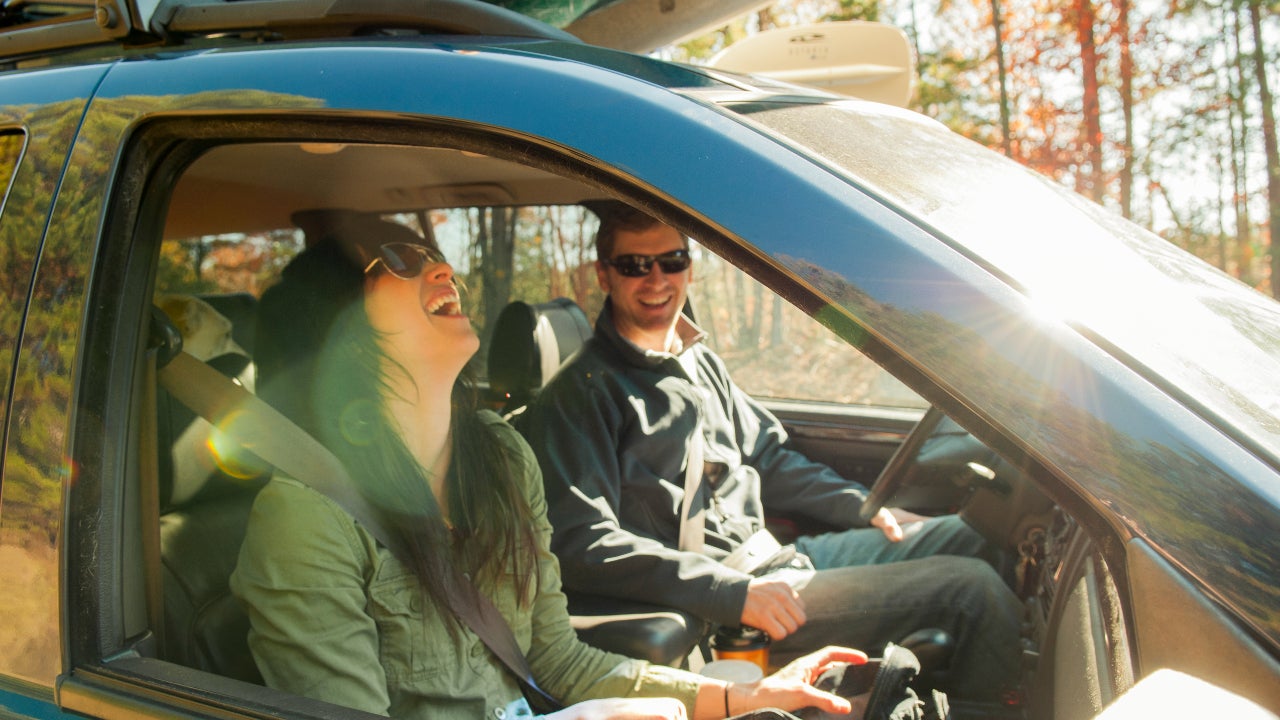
[857,405,948,524]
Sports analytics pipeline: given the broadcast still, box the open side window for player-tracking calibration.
[65,113,1032,720]
[64,118,734,717]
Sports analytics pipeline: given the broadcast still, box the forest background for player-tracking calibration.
[664,0,1279,296]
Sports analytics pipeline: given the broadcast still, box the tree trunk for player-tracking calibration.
[479,207,516,349]
[1228,0,1253,285]
[194,238,208,281]
[907,0,924,90]
[546,214,564,299]
[573,209,595,310]
[1116,0,1135,219]
[756,6,778,32]
[1075,0,1105,203]
[744,281,762,350]
[729,265,744,348]
[991,0,1013,157]
[769,295,784,348]
[1246,0,1280,297]
[1217,149,1230,270]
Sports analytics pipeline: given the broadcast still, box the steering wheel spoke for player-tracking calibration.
[858,405,948,524]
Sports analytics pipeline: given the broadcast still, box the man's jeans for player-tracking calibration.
[765,515,1022,703]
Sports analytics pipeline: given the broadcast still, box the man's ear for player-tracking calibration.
[595,260,611,293]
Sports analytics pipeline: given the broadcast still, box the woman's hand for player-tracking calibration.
[547,697,688,720]
[729,646,869,717]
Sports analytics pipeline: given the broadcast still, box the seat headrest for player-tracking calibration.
[153,294,267,508]
[156,294,251,366]
[488,298,591,407]
[199,292,259,358]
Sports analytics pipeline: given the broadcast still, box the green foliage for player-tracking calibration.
[822,0,880,21]
[670,14,752,62]
[156,231,303,297]
[915,49,989,139]
[0,131,19,196]
[0,98,83,551]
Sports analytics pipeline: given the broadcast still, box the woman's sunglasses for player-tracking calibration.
[602,249,692,278]
[363,242,448,280]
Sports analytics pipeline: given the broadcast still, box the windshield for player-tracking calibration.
[720,97,1280,471]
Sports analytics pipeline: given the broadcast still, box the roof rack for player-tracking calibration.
[0,0,578,64]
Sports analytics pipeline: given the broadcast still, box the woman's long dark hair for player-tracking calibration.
[254,219,540,624]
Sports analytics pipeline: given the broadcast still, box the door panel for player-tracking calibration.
[0,63,108,689]
[1125,540,1280,711]
[765,398,916,487]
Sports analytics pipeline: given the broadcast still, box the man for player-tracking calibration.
[516,203,1021,701]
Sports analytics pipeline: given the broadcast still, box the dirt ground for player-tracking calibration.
[0,542,60,683]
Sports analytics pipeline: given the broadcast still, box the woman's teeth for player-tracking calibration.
[426,296,459,315]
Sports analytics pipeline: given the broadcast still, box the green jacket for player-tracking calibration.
[230,412,700,720]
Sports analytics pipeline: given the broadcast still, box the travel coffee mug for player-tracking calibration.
[711,625,770,673]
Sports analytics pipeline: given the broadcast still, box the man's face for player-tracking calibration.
[596,223,692,351]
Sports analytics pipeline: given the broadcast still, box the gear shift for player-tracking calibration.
[897,628,954,674]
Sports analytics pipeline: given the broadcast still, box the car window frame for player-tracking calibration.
[0,61,110,690]
[63,110,832,719]
[64,97,985,717]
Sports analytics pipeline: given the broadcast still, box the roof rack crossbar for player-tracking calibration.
[151,0,579,42]
[0,0,577,63]
[0,0,132,62]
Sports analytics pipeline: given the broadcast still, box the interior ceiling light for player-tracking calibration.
[299,143,346,155]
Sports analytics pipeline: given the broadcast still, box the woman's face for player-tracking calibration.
[362,250,479,371]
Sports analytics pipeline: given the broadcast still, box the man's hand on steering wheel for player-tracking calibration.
[870,507,929,542]
[858,406,947,525]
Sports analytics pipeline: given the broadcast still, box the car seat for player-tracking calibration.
[153,294,267,684]
[487,298,708,667]
[487,297,593,417]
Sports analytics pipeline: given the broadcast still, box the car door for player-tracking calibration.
[0,61,110,715]
[49,38,957,720]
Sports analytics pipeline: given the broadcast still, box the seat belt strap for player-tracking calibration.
[156,350,561,712]
[678,416,706,554]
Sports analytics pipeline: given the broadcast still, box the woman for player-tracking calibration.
[230,216,864,720]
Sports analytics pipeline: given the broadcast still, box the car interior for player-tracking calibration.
[146,137,729,676]
[103,125,1252,720]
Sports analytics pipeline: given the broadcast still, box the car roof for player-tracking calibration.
[0,0,578,66]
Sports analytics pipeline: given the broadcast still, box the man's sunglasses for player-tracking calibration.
[363,242,448,280]
[602,249,692,278]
